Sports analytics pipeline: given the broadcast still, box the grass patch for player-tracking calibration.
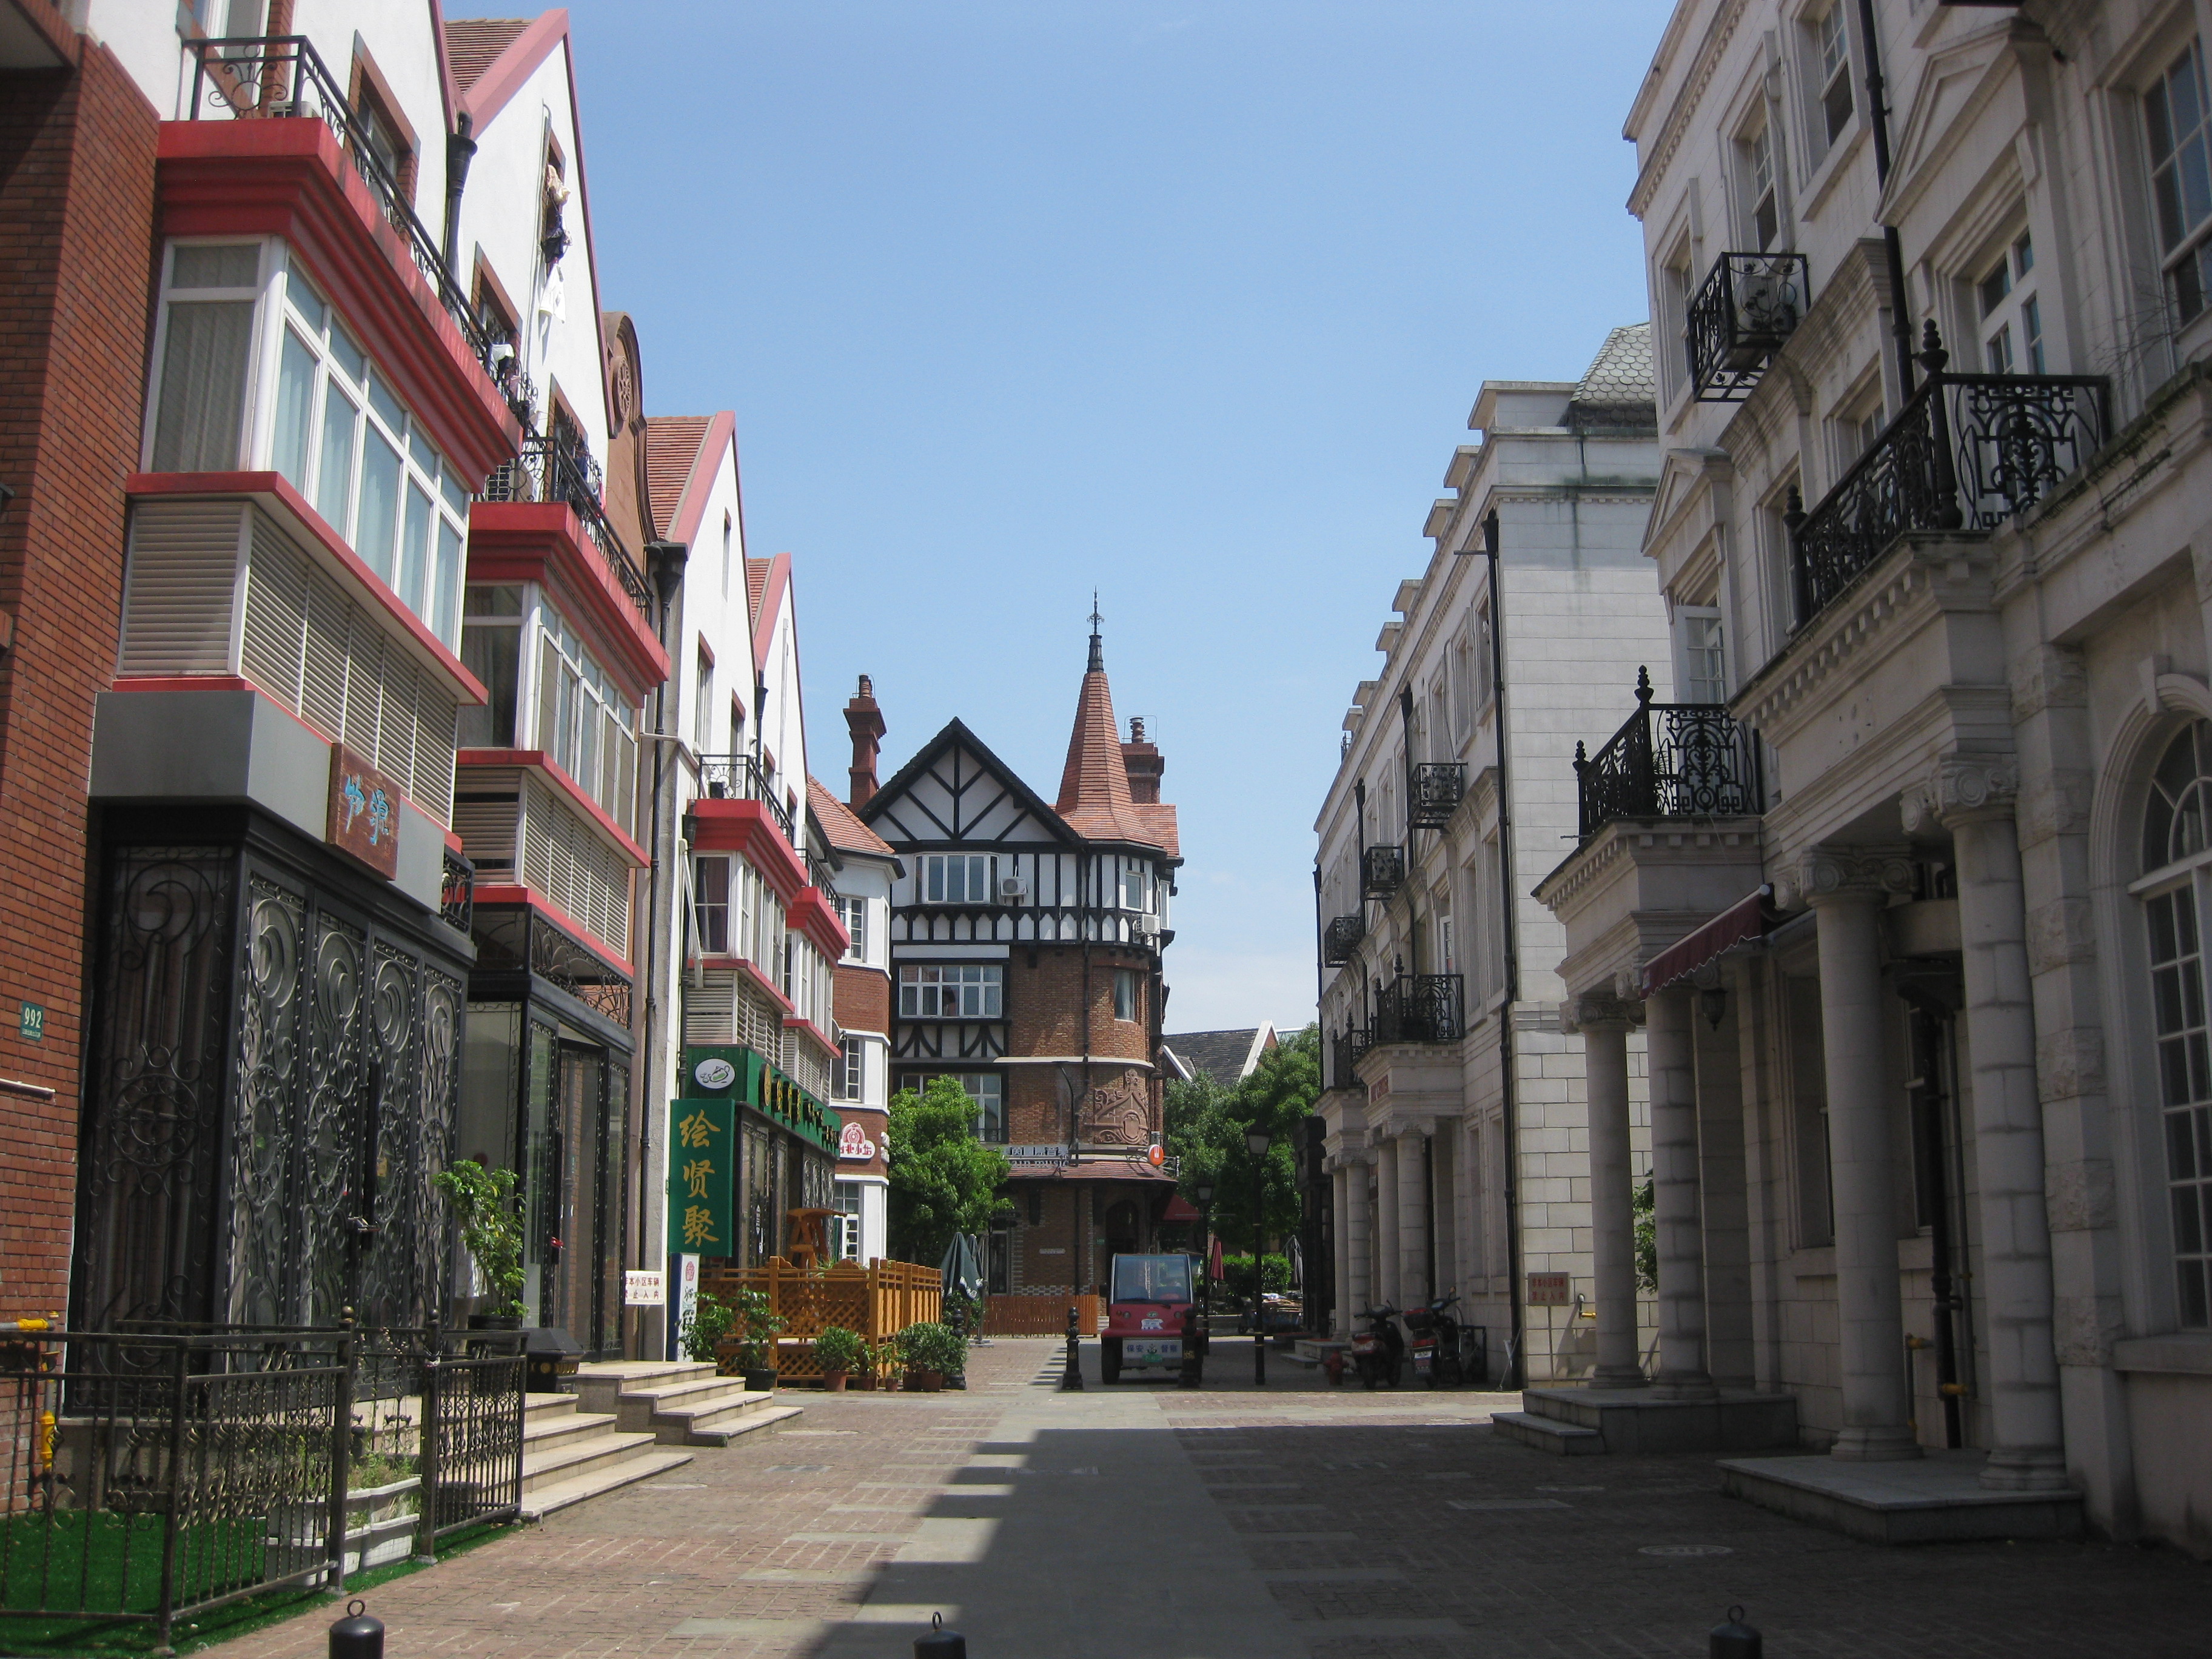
[0,1520,512,1657]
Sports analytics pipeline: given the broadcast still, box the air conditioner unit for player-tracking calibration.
[998,876,1028,901]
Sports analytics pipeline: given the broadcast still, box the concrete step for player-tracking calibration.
[1492,1411,1604,1455]
[521,1421,667,1493]
[522,1403,626,1457]
[686,1402,805,1446]
[520,1449,695,1521]
[571,1361,719,1424]
[573,1358,802,1446]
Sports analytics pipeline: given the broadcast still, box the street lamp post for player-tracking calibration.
[1245,1128,1272,1386]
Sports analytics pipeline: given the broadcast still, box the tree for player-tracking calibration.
[886,1076,1013,1265]
[1167,1025,1321,1252]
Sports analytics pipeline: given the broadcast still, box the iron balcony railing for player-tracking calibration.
[1331,1027,1373,1088]
[1408,762,1468,828]
[1373,974,1464,1045]
[1323,913,1364,966]
[1789,321,2109,627]
[440,848,474,936]
[483,435,651,618]
[698,752,798,846]
[184,38,496,381]
[1361,843,1405,900]
[1574,668,1763,841]
[1687,251,1809,401]
[806,851,842,902]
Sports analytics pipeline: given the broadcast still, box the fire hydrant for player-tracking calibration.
[1322,1348,1347,1387]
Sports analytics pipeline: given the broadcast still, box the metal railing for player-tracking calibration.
[184,38,495,381]
[1360,843,1404,900]
[440,849,474,936]
[697,752,798,846]
[1330,1028,1372,1088]
[1789,322,2109,627]
[805,851,841,903]
[1408,762,1467,828]
[1323,913,1364,965]
[482,435,651,618]
[1686,251,1809,401]
[1574,668,1763,840]
[1373,974,1464,1045]
[0,1325,521,1653]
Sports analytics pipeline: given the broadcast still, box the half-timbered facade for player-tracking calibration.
[860,628,1179,1301]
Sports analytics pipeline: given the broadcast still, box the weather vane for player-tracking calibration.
[1089,590,1102,634]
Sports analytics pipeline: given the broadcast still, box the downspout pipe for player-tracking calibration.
[442,113,476,280]
[1481,509,1526,1389]
[641,539,688,1359]
[1855,0,1917,398]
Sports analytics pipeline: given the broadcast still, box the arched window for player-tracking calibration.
[2141,721,2212,1327]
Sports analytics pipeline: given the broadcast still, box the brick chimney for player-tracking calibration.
[845,674,886,809]
[1121,716,1163,805]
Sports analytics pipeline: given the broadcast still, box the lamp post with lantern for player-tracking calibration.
[1246,1127,1272,1386]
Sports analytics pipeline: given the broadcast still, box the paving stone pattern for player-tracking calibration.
[207,1339,2212,1658]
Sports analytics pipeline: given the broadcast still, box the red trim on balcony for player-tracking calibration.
[127,472,488,706]
[465,502,671,697]
[155,119,518,482]
[782,1016,840,1062]
[695,951,799,1020]
[689,797,808,902]
[788,885,850,963]
[472,883,634,979]
[457,747,648,866]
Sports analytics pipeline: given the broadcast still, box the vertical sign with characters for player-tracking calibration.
[668,1098,736,1255]
[327,745,401,879]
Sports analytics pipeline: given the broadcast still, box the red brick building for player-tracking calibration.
[857,625,1179,1301]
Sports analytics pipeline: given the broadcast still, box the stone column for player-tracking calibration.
[1919,759,2069,1490]
[1798,847,1920,1461]
[1331,1164,1353,1335]
[1580,998,1645,1389]
[1398,1131,1430,1307]
[1646,987,1715,1398]
[1374,1140,1401,1310]
[1344,1154,1373,1322]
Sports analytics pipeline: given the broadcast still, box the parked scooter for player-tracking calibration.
[1403,1292,1467,1389]
[1350,1304,1405,1389]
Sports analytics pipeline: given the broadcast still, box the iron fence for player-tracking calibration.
[1574,668,1763,840]
[483,436,651,618]
[1789,322,2108,626]
[1372,974,1464,1045]
[1330,1028,1372,1089]
[183,38,495,382]
[697,752,799,845]
[1322,913,1364,966]
[1407,762,1467,828]
[1686,251,1809,401]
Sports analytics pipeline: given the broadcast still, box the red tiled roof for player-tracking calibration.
[444,19,531,93]
[809,776,894,858]
[643,415,711,540]
[746,556,769,619]
[1055,659,1170,850]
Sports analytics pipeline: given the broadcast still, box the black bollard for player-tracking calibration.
[915,1610,967,1658]
[1709,1605,1761,1659]
[1059,1302,1084,1392]
[330,1600,383,1659]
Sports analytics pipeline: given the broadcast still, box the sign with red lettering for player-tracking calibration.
[837,1120,877,1161]
[327,745,400,878]
[1527,1272,1572,1307]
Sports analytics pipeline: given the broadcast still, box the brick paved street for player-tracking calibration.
[208,1338,2212,1659]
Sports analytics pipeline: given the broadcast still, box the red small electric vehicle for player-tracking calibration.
[1100,1253,1205,1384]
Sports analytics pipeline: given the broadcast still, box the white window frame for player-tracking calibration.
[1113,967,1139,1024]
[692,853,732,956]
[1674,606,1728,707]
[834,1033,865,1103]
[919,853,997,905]
[1976,227,2046,375]
[836,893,868,962]
[535,603,640,835]
[1802,3,1854,159]
[2146,34,2212,328]
[898,962,1004,1019]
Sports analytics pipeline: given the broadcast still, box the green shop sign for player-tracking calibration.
[667,1098,736,1255]
[681,1044,842,1155]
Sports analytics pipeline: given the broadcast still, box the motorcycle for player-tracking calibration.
[1349,1304,1404,1389]
[1402,1292,1467,1389]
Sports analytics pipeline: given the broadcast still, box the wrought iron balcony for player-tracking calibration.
[483,435,652,618]
[1686,252,1809,401]
[1408,762,1468,828]
[1372,974,1464,1045]
[1361,843,1404,900]
[184,37,496,380]
[698,751,798,845]
[1323,913,1365,966]
[805,851,841,902]
[1575,668,1763,841]
[1789,322,2109,627]
[1330,1027,1373,1088]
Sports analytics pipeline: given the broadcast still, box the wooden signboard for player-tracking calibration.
[327,745,401,879]
[669,1098,737,1255]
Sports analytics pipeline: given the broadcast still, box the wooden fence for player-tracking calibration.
[983,1293,1103,1336]
[702,1257,941,1382]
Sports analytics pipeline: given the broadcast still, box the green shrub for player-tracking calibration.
[679,1290,739,1362]
[433,1162,525,1318]
[1219,1252,1292,1300]
[813,1325,868,1375]
[895,1321,967,1376]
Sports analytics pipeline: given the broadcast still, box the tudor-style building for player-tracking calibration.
[858,628,1179,1302]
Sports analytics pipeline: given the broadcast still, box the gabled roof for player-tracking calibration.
[1162,1025,1278,1087]
[808,775,896,860]
[1564,322,1657,435]
[1054,634,1173,852]
[444,18,530,94]
[746,554,790,667]
[644,415,712,540]
[860,718,1083,848]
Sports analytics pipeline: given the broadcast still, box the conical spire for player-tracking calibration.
[1055,611,1152,845]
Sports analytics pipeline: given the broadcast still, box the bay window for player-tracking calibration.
[692,854,731,956]
[458,585,523,746]
[536,606,639,836]
[899,963,1003,1019]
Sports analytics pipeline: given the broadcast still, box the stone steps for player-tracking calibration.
[574,1359,805,1447]
[515,1387,695,1520]
[1492,1410,1605,1455]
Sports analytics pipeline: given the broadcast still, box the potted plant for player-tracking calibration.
[723,1286,785,1390]
[679,1289,739,1366]
[896,1321,965,1392]
[434,1162,525,1327]
[874,1336,903,1391]
[813,1325,867,1392]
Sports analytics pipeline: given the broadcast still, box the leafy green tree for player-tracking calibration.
[1168,1025,1321,1256]
[886,1076,1013,1264]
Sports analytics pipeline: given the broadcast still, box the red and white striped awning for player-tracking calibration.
[1639,886,1774,1000]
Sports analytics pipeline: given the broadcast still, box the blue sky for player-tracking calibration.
[469,1,1666,1032]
